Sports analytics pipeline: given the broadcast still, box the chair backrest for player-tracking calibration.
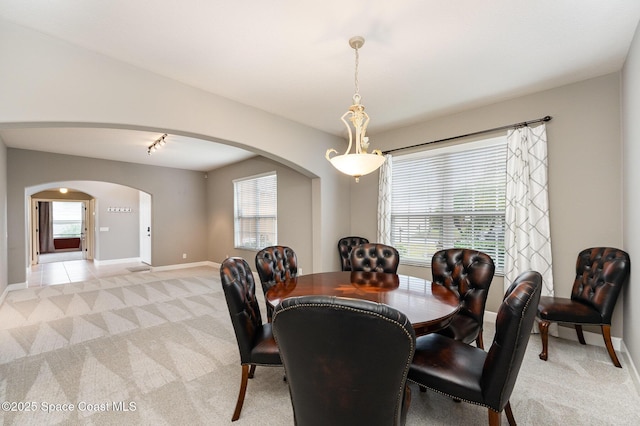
[431,249,495,327]
[350,243,400,273]
[220,257,264,364]
[255,245,298,294]
[338,236,369,271]
[570,247,630,323]
[480,270,542,411]
[272,295,416,426]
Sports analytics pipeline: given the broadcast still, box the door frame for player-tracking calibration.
[139,191,152,265]
[30,197,95,265]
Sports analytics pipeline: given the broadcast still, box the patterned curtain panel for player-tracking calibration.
[377,155,392,244]
[505,124,554,297]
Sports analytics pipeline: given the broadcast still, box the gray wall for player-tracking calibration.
[8,149,208,284]
[350,73,625,338]
[207,156,313,272]
[90,182,140,261]
[622,21,640,375]
[0,138,7,294]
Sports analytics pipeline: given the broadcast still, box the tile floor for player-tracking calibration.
[27,252,148,287]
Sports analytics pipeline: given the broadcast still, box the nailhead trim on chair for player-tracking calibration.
[273,299,415,421]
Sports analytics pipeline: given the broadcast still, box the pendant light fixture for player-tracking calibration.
[326,36,385,182]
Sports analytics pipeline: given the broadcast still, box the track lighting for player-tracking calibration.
[147,134,168,155]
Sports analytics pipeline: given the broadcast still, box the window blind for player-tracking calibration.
[233,172,277,250]
[390,138,506,270]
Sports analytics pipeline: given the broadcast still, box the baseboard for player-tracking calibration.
[484,310,623,349]
[0,282,27,306]
[556,324,624,350]
[620,340,640,394]
[151,261,217,272]
[91,258,217,270]
[93,257,141,266]
[484,310,640,390]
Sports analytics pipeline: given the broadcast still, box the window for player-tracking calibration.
[52,201,83,238]
[390,137,506,271]
[234,172,277,250]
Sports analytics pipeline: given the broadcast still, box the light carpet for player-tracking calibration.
[0,266,638,425]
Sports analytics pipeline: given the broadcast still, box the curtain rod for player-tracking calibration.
[382,115,552,155]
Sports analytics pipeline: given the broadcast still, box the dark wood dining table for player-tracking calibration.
[265,271,460,336]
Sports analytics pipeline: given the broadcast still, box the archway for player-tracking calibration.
[27,180,149,271]
[30,189,94,265]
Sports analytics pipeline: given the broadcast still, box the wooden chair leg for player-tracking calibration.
[232,365,250,421]
[601,325,622,368]
[248,364,256,378]
[574,324,586,345]
[538,320,550,361]
[476,329,485,350]
[504,401,516,426]
[488,408,502,426]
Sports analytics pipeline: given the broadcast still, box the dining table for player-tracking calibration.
[265,270,460,336]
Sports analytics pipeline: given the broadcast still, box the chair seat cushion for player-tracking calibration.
[409,333,486,404]
[537,296,603,324]
[436,314,481,344]
[250,323,281,365]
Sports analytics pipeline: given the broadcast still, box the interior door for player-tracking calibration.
[81,201,87,259]
[81,200,95,260]
[86,199,95,260]
[139,192,152,265]
[30,198,39,265]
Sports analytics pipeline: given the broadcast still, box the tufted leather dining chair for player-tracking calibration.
[350,243,400,274]
[255,245,298,321]
[431,249,495,348]
[338,236,369,271]
[537,247,630,367]
[272,295,416,426]
[408,271,542,426]
[219,257,282,421]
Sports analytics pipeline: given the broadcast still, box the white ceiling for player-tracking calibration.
[1,1,639,171]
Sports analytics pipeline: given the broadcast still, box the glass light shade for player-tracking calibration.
[328,153,386,179]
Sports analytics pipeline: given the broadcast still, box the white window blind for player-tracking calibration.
[390,137,506,271]
[234,172,277,250]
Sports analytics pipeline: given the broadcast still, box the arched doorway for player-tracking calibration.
[27,181,151,268]
[30,189,95,265]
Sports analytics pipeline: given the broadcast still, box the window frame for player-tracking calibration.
[389,136,507,273]
[233,171,278,251]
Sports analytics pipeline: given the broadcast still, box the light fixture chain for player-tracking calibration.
[354,45,360,98]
